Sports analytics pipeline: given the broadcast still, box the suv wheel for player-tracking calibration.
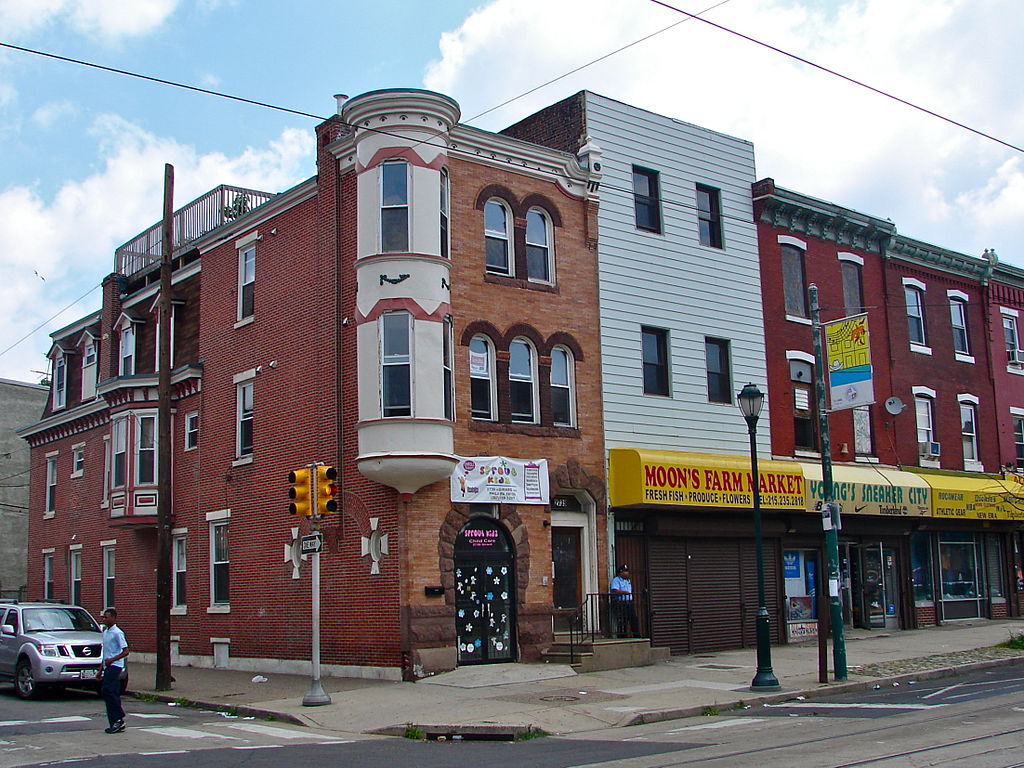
[15,659,40,700]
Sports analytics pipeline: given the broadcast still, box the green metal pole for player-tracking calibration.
[810,284,848,681]
[748,412,780,691]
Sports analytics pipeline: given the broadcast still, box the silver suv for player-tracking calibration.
[0,603,107,699]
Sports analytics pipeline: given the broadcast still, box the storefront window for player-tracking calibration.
[784,549,818,624]
[910,532,933,602]
[939,532,979,600]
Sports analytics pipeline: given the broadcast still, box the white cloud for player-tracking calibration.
[425,0,1024,261]
[31,100,77,129]
[0,117,313,381]
[0,0,179,41]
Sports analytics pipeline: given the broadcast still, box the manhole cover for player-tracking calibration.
[694,664,744,670]
[539,695,580,702]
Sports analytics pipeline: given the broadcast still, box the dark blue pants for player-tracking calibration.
[100,666,125,726]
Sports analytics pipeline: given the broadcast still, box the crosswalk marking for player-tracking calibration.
[218,722,320,739]
[669,719,766,732]
[764,702,944,710]
[139,726,243,740]
[139,751,189,756]
[129,713,179,719]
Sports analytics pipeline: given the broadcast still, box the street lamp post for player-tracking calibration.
[738,383,781,691]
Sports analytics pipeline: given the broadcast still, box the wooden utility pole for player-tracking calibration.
[155,164,174,690]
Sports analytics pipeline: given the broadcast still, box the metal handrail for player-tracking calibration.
[562,592,649,665]
[115,185,275,277]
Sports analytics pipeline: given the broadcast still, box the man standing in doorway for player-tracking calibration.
[99,608,129,734]
[610,565,639,638]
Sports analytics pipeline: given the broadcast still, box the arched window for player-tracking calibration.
[381,311,412,417]
[525,208,552,282]
[509,338,537,423]
[469,336,495,420]
[484,199,512,276]
[550,346,574,427]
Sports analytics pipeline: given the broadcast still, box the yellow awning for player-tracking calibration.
[915,472,1024,520]
[798,462,930,517]
[608,448,805,510]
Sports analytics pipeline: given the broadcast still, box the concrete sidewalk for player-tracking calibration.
[127,618,1024,738]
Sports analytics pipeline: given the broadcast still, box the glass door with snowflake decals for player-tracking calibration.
[454,517,516,664]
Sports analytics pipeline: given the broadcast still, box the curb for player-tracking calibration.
[619,655,1024,728]
[126,690,306,727]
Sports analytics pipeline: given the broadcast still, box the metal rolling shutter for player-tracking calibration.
[647,538,690,654]
[689,539,745,653]
[739,537,782,646]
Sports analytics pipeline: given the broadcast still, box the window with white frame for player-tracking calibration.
[959,397,979,465]
[137,414,157,484]
[790,357,817,451]
[525,208,552,282]
[119,324,135,376]
[484,199,512,275]
[236,379,254,457]
[45,455,57,513]
[210,521,229,605]
[102,546,115,609]
[381,160,409,252]
[69,549,82,606]
[440,168,450,259]
[443,317,454,421]
[53,354,66,410]
[72,444,85,477]
[904,281,927,346]
[43,553,54,600]
[238,245,255,320]
[173,535,187,607]
[1003,310,1021,363]
[949,294,971,355]
[469,336,495,420]
[112,418,127,488]
[509,338,537,423]
[1014,414,1024,470]
[853,405,873,456]
[185,411,199,450]
[550,346,575,427]
[81,339,97,400]
[915,393,937,454]
[781,243,808,318]
[381,312,412,417]
[839,256,864,315]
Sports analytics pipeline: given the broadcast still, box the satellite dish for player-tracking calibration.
[884,397,905,415]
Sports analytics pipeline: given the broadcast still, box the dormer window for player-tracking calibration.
[52,354,66,410]
[82,339,97,400]
[120,325,135,376]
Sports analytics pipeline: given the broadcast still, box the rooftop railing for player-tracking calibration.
[115,185,275,277]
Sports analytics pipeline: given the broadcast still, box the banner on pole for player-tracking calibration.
[824,313,874,411]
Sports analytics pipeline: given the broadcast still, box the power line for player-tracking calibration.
[0,282,102,362]
[647,0,1024,155]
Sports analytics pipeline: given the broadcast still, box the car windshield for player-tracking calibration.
[22,607,99,633]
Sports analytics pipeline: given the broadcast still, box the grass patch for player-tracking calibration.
[263,713,276,722]
[173,696,193,707]
[516,727,548,741]
[999,631,1024,650]
[135,693,159,703]
[403,724,426,740]
[701,705,719,717]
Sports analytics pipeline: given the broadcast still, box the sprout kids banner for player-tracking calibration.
[450,456,550,504]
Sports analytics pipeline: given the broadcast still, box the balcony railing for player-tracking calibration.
[115,185,275,277]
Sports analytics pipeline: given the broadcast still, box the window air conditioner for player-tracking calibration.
[1009,349,1024,365]
[919,441,941,458]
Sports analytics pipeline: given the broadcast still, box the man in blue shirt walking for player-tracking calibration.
[99,608,129,734]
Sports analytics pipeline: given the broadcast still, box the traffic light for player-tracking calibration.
[288,468,312,517]
[316,465,338,515]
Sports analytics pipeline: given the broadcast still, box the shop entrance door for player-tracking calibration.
[552,527,582,632]
[454,517,516,664]
[856,543,899,629]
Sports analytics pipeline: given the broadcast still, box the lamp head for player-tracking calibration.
[737,382,765,422]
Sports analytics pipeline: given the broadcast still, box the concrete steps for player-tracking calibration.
[542,635,670,672]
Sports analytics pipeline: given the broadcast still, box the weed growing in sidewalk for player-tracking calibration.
[403,724,426,740]
[999,630,1024,650]
[701,705,719,716]
[516,727,548,741]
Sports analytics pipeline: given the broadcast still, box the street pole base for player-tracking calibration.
[302,680,332,707]
[750,670,781,691]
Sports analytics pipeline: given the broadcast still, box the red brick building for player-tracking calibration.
[19,89,607,679]
[754,178,1024,638]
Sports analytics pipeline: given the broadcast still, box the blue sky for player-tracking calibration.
[1,0,1022,382]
